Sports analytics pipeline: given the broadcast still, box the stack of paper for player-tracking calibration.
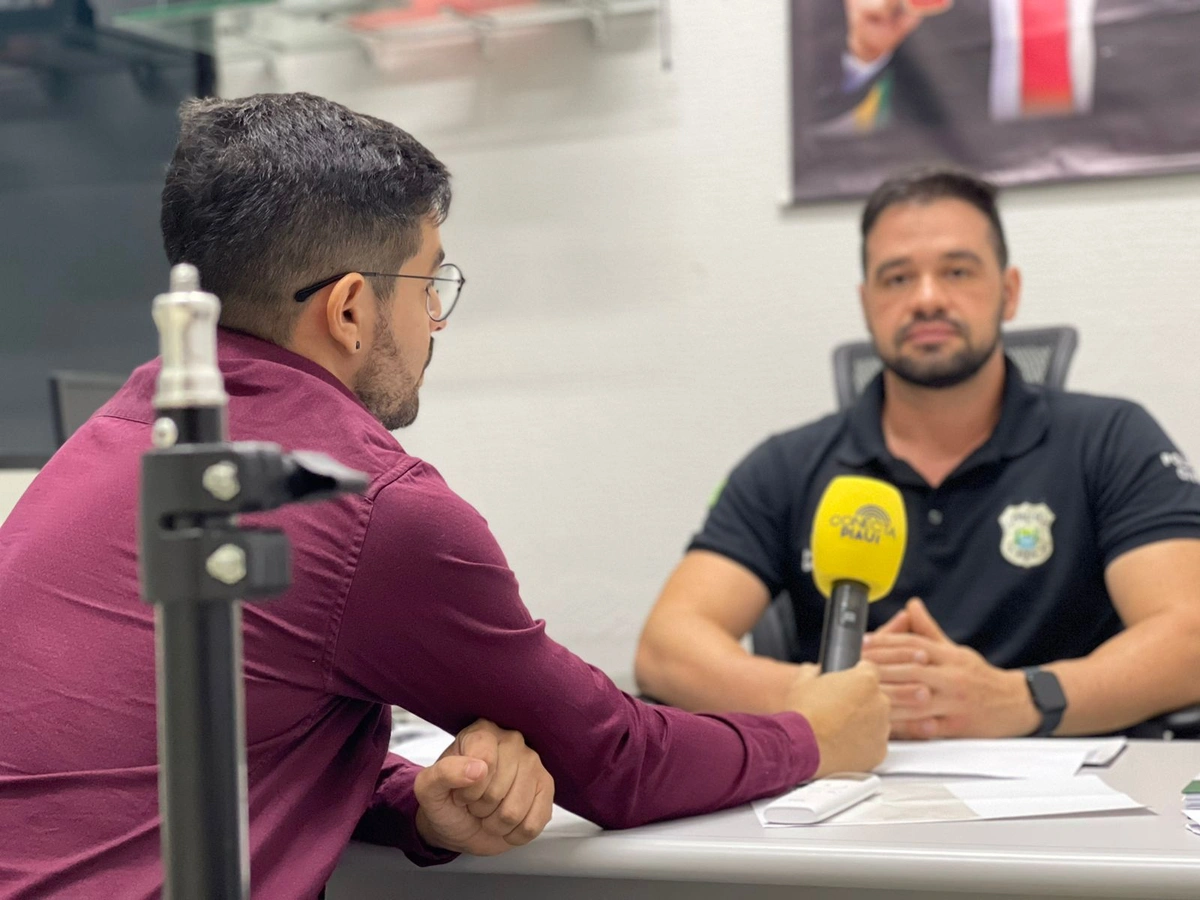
[753,775,1143,828]
[754,738,1141,830]
[874,737,1126,779]
[1183,772,1200,835]
[876,742,1087,779]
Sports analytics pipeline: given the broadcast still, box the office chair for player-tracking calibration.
[831,325,1079,411]
[48,370,128,447]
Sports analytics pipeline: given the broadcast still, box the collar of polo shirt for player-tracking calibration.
[836,357,1050,486]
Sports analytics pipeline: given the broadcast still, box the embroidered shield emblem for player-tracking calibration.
[998,502,1055,569]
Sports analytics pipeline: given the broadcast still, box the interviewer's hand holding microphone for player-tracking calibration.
[800,476,1032,744]
[787,476,907,776]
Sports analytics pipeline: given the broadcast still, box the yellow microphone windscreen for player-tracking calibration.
[810,475,907,602]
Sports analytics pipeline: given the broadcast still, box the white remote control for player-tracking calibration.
[762,773,881,825]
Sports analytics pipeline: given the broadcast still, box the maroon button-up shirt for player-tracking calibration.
[0,329,819,899]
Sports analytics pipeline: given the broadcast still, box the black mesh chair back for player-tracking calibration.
[48,371,128,447]
[832,326,1079,410]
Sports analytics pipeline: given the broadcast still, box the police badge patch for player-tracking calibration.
[998,502,1055,568]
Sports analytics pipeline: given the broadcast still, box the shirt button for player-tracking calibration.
[928,509,944,526]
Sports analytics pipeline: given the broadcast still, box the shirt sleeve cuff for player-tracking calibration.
[773,710,822,782]
[351,753,460,868]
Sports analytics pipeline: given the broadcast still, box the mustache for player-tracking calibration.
[896,314,965,345]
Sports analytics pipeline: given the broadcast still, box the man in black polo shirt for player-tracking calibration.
[635,167,1200,739]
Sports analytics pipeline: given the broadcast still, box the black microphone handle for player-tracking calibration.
[817,579,870,673]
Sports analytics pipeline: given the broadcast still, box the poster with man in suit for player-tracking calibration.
[791,0,1200,201]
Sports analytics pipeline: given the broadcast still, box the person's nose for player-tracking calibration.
[910,272,947,318]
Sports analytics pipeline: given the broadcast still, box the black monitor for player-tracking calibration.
[0,10,210,461]
[0,0,70,32]
[48,370,129,446]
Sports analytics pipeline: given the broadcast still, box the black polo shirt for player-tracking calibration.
[690,360,1200,669]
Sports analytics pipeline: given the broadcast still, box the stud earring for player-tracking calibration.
[355,341,360,351]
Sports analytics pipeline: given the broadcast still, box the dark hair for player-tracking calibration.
[161,92,451,344]
[860,166,1008,273]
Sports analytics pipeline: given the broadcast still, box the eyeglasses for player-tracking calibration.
[293,263,466,322]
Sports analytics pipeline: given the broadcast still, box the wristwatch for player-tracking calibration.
[1023,667,1067,737]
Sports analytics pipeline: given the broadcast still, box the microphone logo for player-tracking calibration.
[827,504,898,544]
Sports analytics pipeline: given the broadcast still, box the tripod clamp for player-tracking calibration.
[141,442,368,605]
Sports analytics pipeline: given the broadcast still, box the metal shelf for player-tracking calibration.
[107,0,664,65]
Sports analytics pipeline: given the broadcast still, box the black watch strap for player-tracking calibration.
[1023,667,1067,737]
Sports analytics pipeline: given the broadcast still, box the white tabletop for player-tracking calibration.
[329,739,1200,900]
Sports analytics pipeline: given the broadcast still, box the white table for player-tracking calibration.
[327,740,1200,900]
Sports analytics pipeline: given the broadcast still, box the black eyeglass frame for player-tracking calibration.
[293,264,466,322]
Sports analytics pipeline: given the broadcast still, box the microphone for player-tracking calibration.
[810,476,907,673]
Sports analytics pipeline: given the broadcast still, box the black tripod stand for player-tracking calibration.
[140,264,368,899]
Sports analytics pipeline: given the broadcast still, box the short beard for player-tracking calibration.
[354,316,420,430]
[879,312,1002,390]
[884,340,997,388]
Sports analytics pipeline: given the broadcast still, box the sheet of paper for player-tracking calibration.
[1066,737,1128,766]
[948,775,1142,818]
[391,728,598,836]
[875,737,1127,779]
[995,737,1126,766]
[390,731,455,766]
[877,742,1089,779]
[753,775,1144,828]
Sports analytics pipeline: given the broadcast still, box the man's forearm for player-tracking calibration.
[636,619,805,714]
[1046,612,1200,735]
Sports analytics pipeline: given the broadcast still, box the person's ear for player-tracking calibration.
[1001,266,1021,323]
[324,274,370,354]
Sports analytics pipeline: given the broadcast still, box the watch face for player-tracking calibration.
[1027,669,1067,713]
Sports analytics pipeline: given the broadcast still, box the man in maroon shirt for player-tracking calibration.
[0,92,889,899]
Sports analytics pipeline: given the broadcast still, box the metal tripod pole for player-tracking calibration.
[141,265,367,899]
[145,264,248,900]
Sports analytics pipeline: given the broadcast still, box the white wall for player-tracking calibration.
[0,470,38,524]
[219,3,1200,690]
